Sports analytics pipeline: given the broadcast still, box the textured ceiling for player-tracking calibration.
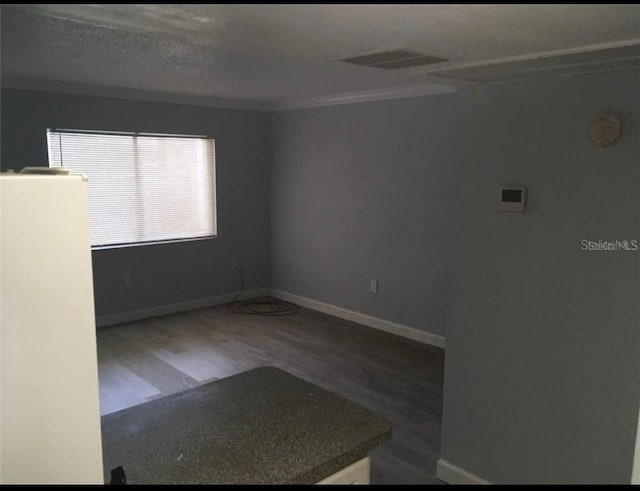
[2,4,639,109]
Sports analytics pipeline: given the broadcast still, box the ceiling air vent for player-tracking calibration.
[340,48,448,70]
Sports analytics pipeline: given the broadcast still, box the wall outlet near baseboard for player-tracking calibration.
[370,280,378,294]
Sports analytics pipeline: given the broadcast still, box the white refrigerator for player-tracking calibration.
[0,173,103,484]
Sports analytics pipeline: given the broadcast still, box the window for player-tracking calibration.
[47,129,216,248]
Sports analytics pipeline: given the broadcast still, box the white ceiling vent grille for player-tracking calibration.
[340,48,448,70]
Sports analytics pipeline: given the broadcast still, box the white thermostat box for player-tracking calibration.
[500,186,527,212]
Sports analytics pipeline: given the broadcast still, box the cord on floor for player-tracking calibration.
[228,268,298,316]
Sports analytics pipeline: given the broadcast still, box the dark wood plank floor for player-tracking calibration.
[96,298,445,484]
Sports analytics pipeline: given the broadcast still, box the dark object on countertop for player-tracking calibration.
[109,465,126,484]
[101,367,391,484]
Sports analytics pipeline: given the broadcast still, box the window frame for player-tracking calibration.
[47,128,217,250]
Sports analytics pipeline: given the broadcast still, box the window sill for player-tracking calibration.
[92,235,216,251]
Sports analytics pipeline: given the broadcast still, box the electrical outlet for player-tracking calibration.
[124,274,133,289]
[370,280,378,294]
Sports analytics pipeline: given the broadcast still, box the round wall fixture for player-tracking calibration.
[589,113,622,147]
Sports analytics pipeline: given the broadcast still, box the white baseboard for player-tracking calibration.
[268,289,446,349]
[96,288,269,328]
[436,459,491,485]
[97,288,447,350]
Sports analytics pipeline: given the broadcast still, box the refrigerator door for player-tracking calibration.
[0,174,103,484]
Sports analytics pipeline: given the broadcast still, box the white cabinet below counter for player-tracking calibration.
[317,458,370,485]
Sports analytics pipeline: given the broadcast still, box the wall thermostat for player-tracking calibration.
[500,186,527,212]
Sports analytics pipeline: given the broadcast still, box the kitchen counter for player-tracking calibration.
[100,366,392,484]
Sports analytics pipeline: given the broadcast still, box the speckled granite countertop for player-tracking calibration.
[101,366,392,484]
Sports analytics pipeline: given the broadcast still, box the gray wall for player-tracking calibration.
[270,70,639,483]
[270,96,456,336]
[1,89,271,317]
[441,70,640,483]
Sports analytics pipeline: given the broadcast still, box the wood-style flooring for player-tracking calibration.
[96,298,445,484]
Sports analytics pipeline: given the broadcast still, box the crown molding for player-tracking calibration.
[1,75,461,112]
[267,82,459,111]
[0,76,273,112]
[409,38,640,76]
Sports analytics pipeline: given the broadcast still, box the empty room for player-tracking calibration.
[1,3,639,485]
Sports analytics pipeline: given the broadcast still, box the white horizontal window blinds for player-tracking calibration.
[47,130,216,248]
